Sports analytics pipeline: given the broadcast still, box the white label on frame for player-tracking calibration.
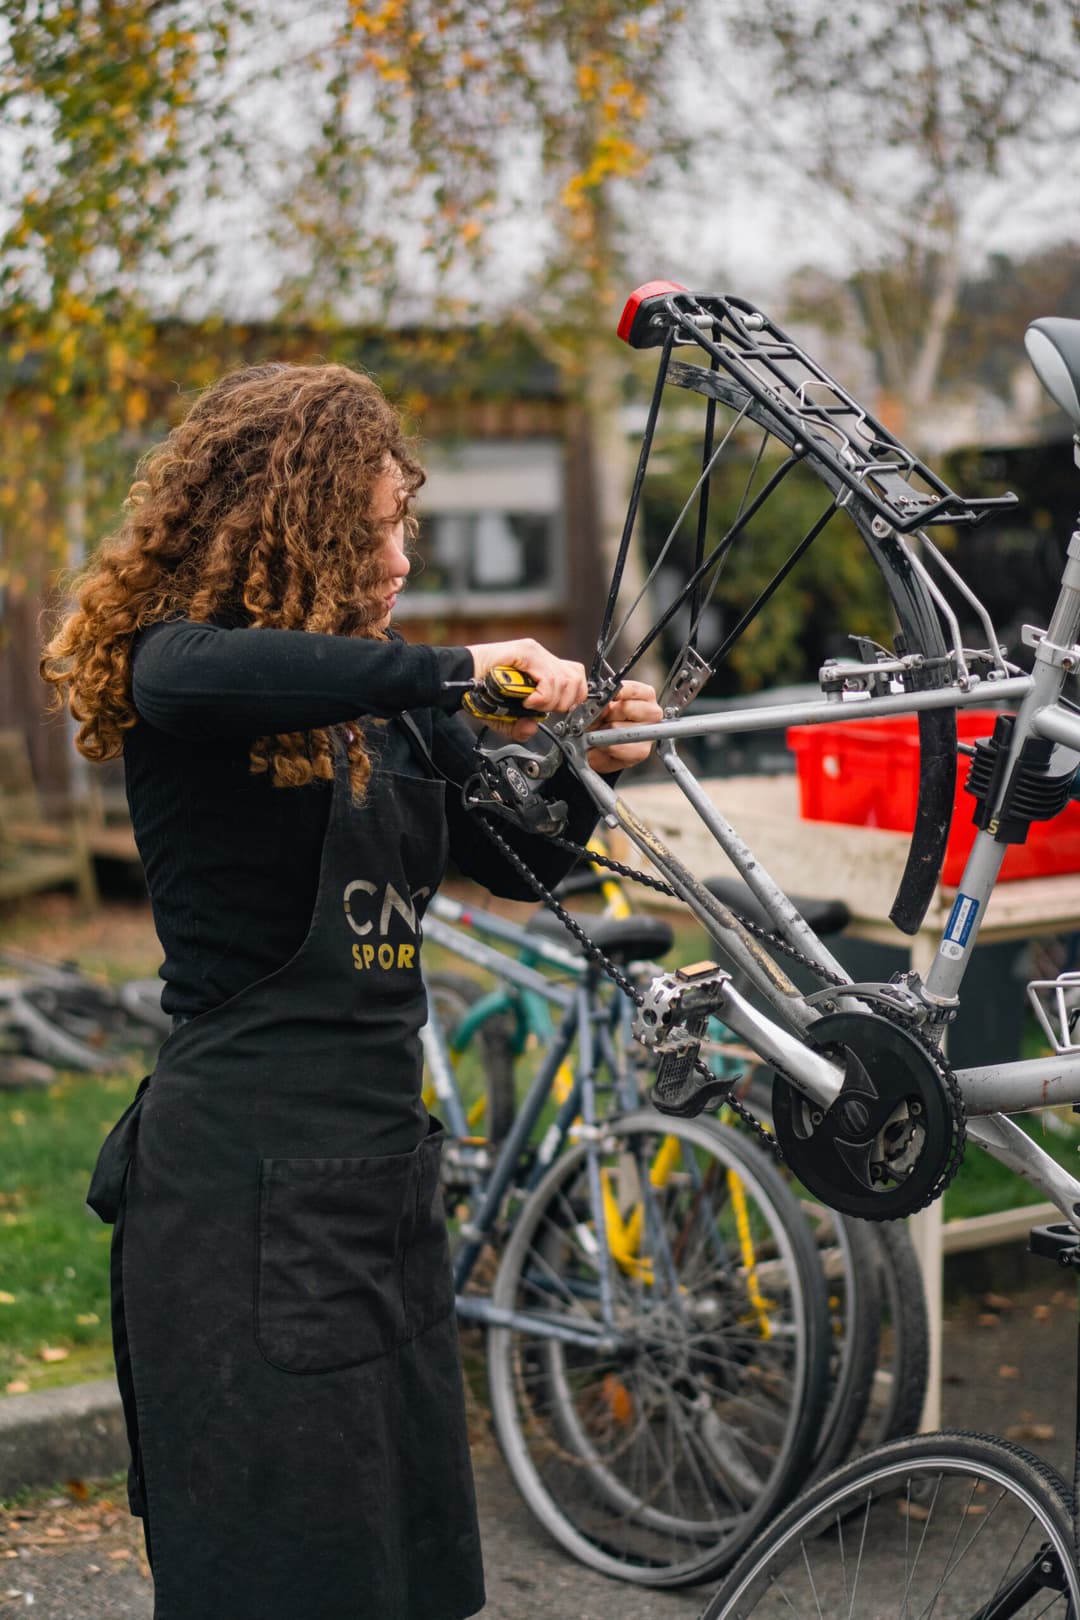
[940,892,980,960]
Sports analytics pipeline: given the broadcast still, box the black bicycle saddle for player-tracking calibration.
[525,909,675,964]
[1026,317,1080,428]
[704,876,850,939]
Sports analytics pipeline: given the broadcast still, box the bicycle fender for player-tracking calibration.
[889,706,956,935]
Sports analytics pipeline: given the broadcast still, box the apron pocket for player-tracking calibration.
[404,1123,456,1339]
[256,1145,420,1373]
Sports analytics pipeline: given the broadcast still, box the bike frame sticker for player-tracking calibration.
[940,892,980,960]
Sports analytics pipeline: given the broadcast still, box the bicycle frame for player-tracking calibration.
[422,896,765,1359]
[421,905,648,1342]
[540,541,1080,1225]
[484,285,1080,1605]
[484,291,1080,1230]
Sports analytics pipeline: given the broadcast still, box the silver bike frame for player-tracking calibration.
[554,529,1080,1224]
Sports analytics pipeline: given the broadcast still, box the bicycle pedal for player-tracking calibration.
[650,1048,736,1118]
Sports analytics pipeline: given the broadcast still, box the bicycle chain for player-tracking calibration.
[475,815,968,1199]
[475,819,784,1155]
[546,834,854,988]
[474,820,645,1006]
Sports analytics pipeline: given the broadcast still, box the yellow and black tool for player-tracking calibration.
[462,666,549,727]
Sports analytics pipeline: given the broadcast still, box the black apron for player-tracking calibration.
[88,719,484,1620]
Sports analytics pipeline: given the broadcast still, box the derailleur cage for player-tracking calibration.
[463,738,568,838]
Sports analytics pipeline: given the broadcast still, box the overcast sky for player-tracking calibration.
[4,4,1079,327]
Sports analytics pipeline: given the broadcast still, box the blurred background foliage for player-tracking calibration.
[1,0,1079,690]
[639,433,895,695]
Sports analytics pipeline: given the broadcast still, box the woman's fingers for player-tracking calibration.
[517,650,586,713]
[588,744,650,771]
[462,649,665,737]
[587,740,655,772]
[601,699,661,726]
[587,678,662,772]
[465,639,587,714]
[595,680,663,728]
[605,678,659,706]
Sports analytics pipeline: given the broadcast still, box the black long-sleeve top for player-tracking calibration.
[125,620,599,1018]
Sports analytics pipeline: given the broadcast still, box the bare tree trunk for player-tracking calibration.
[907,241,962,418]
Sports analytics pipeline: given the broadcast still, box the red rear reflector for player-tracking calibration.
[617,280,687,343]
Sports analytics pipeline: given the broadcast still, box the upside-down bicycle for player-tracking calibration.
[453,286,1080,1613]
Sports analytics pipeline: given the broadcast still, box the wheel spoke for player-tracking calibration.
[488,1114,829,1586]
[703,1441,1080,1618]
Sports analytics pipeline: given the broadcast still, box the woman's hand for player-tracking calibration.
[466,639,588,740]
[586,680,663,774]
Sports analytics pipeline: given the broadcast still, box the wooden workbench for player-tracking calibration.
[620,774,1080,943]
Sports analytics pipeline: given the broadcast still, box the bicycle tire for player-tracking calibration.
[424,972,516,1142]
[859,1220,931,1449]
[616,354,956,930]
[734,1072,883,1479]
[8,976,165,1071]
[487,1108,831,1587]
[802,1205,883,1480]
[703,1430,1080,1618]
[5,991,112,1071]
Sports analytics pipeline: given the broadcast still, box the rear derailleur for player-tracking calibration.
[462,738,569,838]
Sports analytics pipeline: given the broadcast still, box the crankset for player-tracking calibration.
[771,1009,965,1220]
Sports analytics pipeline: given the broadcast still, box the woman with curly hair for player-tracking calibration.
[42,361,660,1620]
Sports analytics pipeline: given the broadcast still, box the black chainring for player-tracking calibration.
[771,1009,964,1220]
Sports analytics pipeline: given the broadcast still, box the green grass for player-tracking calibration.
[0,1064,148,1396]
[0,1469,128,1512]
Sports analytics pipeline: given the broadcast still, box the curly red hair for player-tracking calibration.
[41,362,424,799]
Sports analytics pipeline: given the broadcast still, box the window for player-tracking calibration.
[397,440,564,616]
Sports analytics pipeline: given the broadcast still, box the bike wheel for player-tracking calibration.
[703,1431,1080,1618]
[424,972,516,1142]
[731,1075,883,1479]
[12,981,160,1071]
[859,1220,931,1449]
[801,1203,882,1480]
[487,1108,831,1586]
[608,304,958,933]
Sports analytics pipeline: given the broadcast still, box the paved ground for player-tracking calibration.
[2,1254,1076,1619]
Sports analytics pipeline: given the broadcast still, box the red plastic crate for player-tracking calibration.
[787,711,1080,885]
